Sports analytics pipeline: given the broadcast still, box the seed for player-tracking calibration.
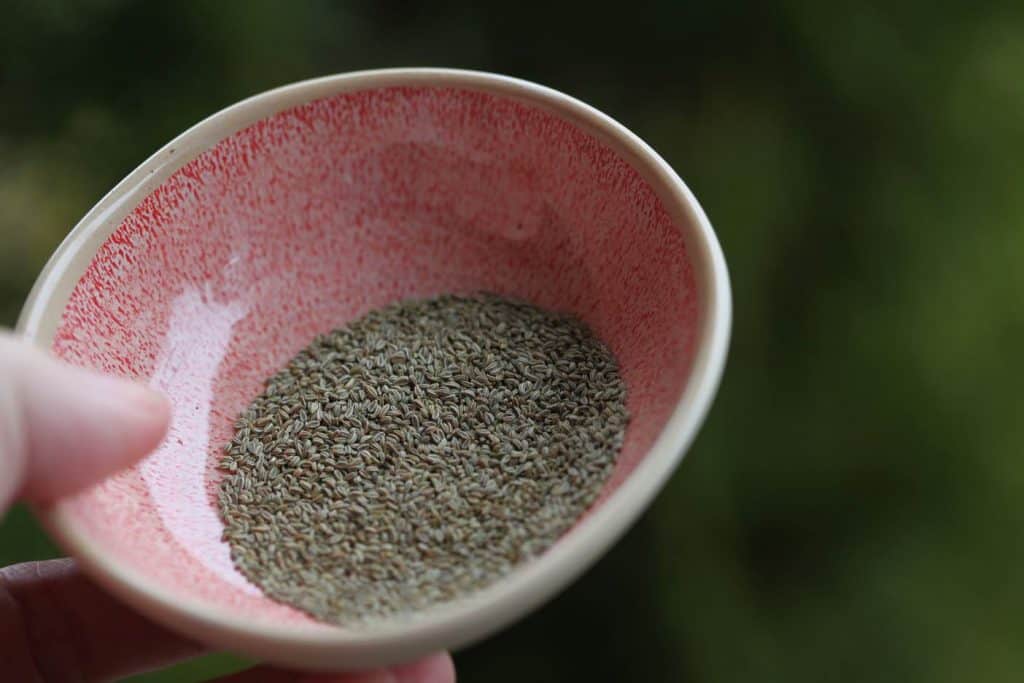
[217,293,628,625]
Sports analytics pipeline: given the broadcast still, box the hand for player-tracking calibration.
[0,334,455,682]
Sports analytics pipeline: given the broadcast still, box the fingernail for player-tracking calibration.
[392,653,456,683]
[130,383,170,413]
[89,372,169,417]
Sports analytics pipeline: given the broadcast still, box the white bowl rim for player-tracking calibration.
[17,67,732,668]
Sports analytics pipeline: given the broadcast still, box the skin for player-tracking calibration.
[0,334,455,683]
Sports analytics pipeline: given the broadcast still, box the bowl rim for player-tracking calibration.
[16,67,732,668]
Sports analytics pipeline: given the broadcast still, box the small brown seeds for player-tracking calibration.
[218,293,628,625]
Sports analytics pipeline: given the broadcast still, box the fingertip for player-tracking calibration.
[18,353,172,502]
[391,652,456,683]
[213,653,456,683]
[112,383,172,460]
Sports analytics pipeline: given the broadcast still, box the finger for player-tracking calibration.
[213,652,456,683]
[0,558,202,682]
[0,333,170,509]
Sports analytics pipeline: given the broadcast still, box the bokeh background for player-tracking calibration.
[2,1,1022,681]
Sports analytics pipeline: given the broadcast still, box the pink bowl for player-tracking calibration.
[18,69,730,669]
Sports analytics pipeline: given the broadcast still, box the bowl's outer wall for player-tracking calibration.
[18,69,731,670]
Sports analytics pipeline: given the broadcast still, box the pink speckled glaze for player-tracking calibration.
[52,84,695,625]
[20,70,729,668]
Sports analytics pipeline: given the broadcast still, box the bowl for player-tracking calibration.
[17,68,731,670]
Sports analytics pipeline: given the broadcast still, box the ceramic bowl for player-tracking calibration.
[17,68,731,670]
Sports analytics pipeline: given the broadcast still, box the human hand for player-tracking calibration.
[0,334,455,682]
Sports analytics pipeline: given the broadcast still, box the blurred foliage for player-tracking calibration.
[2,0,1023,681]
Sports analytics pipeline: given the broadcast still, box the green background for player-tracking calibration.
[2,1,1022,681]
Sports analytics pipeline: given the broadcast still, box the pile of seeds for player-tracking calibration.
[218,293,628,624]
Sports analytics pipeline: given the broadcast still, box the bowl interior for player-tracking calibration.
[45,84,699,631]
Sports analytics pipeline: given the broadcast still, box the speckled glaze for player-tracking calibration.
[18,69,731,670]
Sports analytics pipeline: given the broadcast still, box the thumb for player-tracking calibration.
[0,334,170,509]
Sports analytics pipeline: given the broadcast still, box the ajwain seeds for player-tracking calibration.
[218,293,628,624]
